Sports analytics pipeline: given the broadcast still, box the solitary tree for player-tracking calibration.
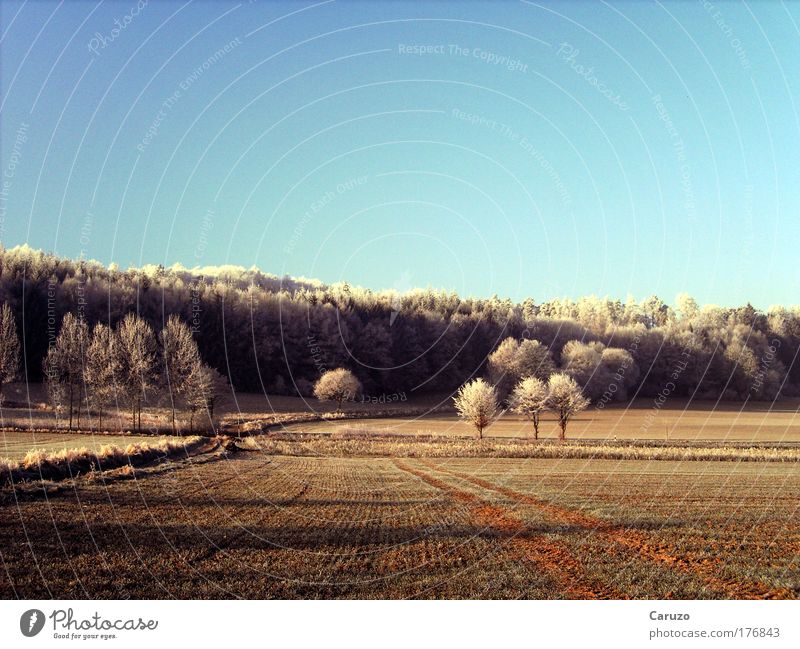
[546,372,589,440]
[453,378,498,439]
[160,315,202,433]
[0,302,20,405]
[43,313,89,429]
[85,323,119,429]
[509,376,549,439]
[313,368,360,411]
[114,313,157,431]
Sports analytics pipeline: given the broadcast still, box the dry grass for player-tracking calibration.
[241,432,800,463]
[0,436,206,486]
[1,429,164,461]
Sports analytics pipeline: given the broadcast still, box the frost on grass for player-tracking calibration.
[241,433,800,463]
[0,436,204,486]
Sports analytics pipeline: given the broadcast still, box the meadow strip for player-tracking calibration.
[243,434,800,462]
[0,437,208,486]
[424,460,795,600]
[393,459,625,599]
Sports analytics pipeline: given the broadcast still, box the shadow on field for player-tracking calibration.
[2,514,682,556]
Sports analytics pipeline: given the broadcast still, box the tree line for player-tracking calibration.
[1,244,797,403]
[0,299,227,432]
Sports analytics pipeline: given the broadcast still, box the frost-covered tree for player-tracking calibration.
[487,337,555,401]
[0,302,20,405]
[453,378,498,439]
[185,362,229,432]
[313,368,361,411]
[2,245,800,404]
[561,340,639,402]
[161,315,202,433]
[509,376,548,439]
[546,372,589,440]
[486,337,520,399]
[675,293,699,321]
[516,339,555,381]
[114,313,157,431]
[43,313,89,429]
[85,323,119,429]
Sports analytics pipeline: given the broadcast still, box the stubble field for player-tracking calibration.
[1,446,798,599]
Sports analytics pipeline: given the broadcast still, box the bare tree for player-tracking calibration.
[184,361,229,433]
[453,378,498,439]
[160,315,202,433]
[85,323,119,429]
[114,313,157,432]
[313,368,361,411]
[546,372,589,440]
[0,302,20,405]
[43,313,89,430]
[509,376,548,439]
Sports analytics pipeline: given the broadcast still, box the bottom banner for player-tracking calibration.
[1,600,796,648]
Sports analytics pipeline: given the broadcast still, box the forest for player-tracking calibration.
[0,244,797,402]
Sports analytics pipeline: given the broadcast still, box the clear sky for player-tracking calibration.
[1,1,798,307]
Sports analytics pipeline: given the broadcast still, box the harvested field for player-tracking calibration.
[1,448,797,599]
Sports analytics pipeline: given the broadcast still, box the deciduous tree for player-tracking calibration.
[313,368,361,411]
[509,376,548,439]
[114,313,157,432]
[185,361,229,433]
[546,372,589,440]
[0,302,20,405]
[161,315,202,433]
[43,313,89,429]
[453,378,498,439]
[85,323,119,429]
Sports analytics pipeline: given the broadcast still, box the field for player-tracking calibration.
[2,391,799,599]
[1,445,798,599]
[282,401,800,442]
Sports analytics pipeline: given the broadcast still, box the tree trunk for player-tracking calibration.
[68,384,74,431]
[532,413,539,440]
[559,415,567,441]
[171,405,176,434]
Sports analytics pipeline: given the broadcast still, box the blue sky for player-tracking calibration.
[1,0,798,307]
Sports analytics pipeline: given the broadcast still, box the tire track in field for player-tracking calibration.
[424,461,795,600]
[393,459,625,599]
